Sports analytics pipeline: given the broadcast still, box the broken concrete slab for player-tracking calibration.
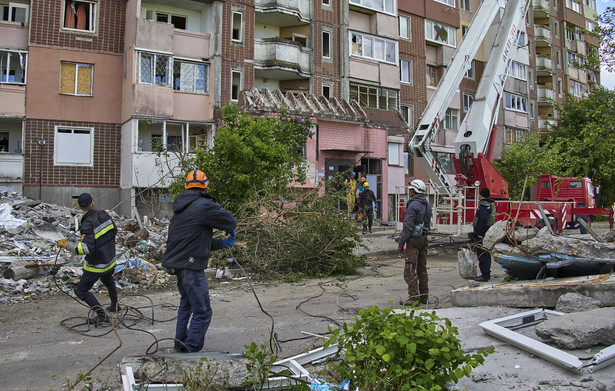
[457,247,477,279]
[535,307,615,349]
[524,227,615,258]
[483,220,538,250]
[451,274,615,308]
[555,292,602,313]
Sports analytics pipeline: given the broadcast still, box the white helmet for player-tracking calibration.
[409,179,426,194]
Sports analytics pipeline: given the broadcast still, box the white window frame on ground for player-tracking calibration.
[350,83,398,111]
[349,0,395,15]
[350,32,397,64]
[569,80,586,97]
[62,0,97,33]
[173,60,208,93]
[505,92,528,112]
[400,59,412,84]
[463,93,473,112]
[1,2,29,23]
[400,105,414,125]
[231,11,243,43]
[433,0,455,6]
[425,20,456,47]
[0,50,27,84]
[139,51,172,87]
[444,109,459,130]
[509,61,527,80]
[54,126,94,166]
[460,0,470,11]
[322,31,331,59]
[231,68,243,102]
[388,143,401,166]
[60,62,93,96]
[399,15,411,40]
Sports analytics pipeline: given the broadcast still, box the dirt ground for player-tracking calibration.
[1,230,614,390]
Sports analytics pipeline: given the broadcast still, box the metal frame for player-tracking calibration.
[480,308,615,374]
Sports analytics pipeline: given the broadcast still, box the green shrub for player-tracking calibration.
[324,305,493,391]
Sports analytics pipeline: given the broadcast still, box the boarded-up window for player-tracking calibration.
[60,62,93,95]
[54,127,94,166]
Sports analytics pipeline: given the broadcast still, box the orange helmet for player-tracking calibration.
[185,169,209,189]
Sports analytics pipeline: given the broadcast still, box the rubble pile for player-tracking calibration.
[0,192,173,305]
[458,220,615,280]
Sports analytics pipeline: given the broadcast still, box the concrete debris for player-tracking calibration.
[535,307,615,349]
[457,247,477,279]
[555,292,602,313]
[523,227,615,259]
[0,192,173,305]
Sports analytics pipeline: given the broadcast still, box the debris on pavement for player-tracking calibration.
[0,192,173,305]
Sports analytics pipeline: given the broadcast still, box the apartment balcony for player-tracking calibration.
[254,39,312,80]
[255,0,311,25]
[533,0,550,18]
[0,21,28,49]
[535,56,553,75]
[134,18,210,59]
[534,25,552,47]
[537,86,555,104]
[538,117,553,131]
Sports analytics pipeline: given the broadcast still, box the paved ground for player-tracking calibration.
[1,226,614,390]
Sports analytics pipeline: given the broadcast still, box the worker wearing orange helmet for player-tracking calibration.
[162,169,237,353]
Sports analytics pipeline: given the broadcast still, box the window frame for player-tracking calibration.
[231,10,244,43]
[1,2,29,23]
[231,68,243,102]
[463,93,474,112]
[569,80,586,97]
[0,50,27,85]
[349,0,396,16]
[433,0,455,6]
[388,142,401,166]
[399,15,411,40]
[425,19,457,47]
[173,60,208,94]
[322,30,331,59]
[154,11,187,30]
[400,105,414,125]
[60,61,93,96]
[350,83,398,111]
[509,61,527,81]
[444,108,459,130]
[400,59,412,84]
[138,52,172,87]
[426,65,444,87]
[54,126,94,167]
[62,0,97,33]
[504,92,528,113]
[350,31,398,64]
[464,60,475,79]
[460,0,471,11]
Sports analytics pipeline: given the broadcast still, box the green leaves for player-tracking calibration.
[324,305,492,390]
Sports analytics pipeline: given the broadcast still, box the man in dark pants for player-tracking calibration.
[358,182,376,234]
[398,179,432,305]
[472,188,495,282]
[162,169,237,353]
[57,193,119,325]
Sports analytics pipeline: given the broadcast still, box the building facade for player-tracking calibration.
[0,0,601,220]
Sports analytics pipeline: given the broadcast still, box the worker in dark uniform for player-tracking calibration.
[57,193,119,325]
[472,188,495,282]
[162,169,237,353]
[358,182,377,234]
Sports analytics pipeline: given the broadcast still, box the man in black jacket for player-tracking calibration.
[162,170,237,353]
[472,188,495,282]
[57,193,119,325]
[358,182,377,234]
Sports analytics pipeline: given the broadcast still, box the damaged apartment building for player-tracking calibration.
[0,0,601,221]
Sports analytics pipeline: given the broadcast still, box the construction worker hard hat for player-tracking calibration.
[409,179,426,194]
[364,182,370,187]
[185,169,209,189]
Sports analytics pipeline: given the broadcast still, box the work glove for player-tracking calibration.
[398,244,404,253]
[56,239,68,248]
[57,239,77,253]
[221,235,235,249]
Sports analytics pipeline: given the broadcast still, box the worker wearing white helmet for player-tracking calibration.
[398,179,432,306]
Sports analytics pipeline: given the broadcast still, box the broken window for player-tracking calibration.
[1,2,29,23]
[0,50,27,84]
[54,127,93,166]
[231,69,242,101]
[63,0,97,33]
[137,119,213,153]
[350,83,398,111]
[173,61,207,93]
[155,12,186,30]
[60,62,93,95]
[425,19,456,47]
[349,32,397,64]
[0,132,8,152]
[139,52,171,87]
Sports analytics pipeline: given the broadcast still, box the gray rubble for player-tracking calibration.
[0,192,173,305]
[535,307,615,349]
[555,292,603,313]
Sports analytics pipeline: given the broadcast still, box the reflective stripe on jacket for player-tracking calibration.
[78,209,118,274]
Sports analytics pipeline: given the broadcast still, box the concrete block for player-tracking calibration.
[535,307,615,349]
[555,292,602,313]
[524,228,615,258]
[457,247,477,279]
[450,274,615,308]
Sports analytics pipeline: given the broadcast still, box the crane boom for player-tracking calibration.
[407,0,529,197]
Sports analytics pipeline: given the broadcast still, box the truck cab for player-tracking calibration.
[535,174,595,208]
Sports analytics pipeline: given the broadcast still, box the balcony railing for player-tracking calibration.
[536,56,553,72]
[537,86,555,102]
[533,0,550,17]
[254,39,311,78]
[534,25,552,45]
[255,0,311,23]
